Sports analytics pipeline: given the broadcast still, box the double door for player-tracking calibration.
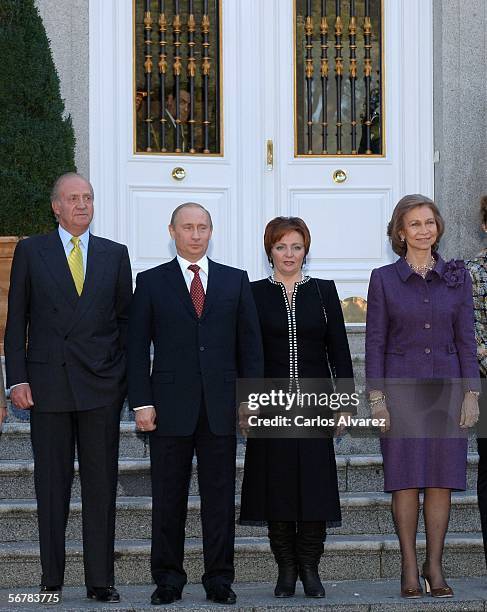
[89,0,433,319]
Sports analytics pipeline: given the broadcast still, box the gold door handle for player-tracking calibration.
[172,167,186,181]
[266,140,274,170]
[333,169,347,184]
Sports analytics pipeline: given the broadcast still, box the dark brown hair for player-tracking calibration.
[264,217,311,261]
[387,194,445,256]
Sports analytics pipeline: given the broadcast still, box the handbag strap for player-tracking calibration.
[314,278,328,324]
[314,279,336,383]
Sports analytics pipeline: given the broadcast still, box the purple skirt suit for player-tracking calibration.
[365,256,480,492]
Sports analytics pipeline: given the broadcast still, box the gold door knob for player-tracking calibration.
[172,167,186,181]
[333,169,347,184]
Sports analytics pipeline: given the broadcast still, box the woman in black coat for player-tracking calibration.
[239,217,354,598]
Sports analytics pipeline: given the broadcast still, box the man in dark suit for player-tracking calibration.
[128,203,263,606]
[4,173,133,603]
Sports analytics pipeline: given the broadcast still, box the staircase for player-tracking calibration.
[0,326,485,609]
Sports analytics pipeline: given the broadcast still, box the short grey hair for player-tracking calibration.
[50,172,94,202]
[170,202,213,228]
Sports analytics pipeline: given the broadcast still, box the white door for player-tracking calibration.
[90,0,433,319]
[90,0,251,276]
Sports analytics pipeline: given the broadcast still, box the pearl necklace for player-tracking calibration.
[272,273,305,295]
[406,255,435,278]
[268,274,310,390]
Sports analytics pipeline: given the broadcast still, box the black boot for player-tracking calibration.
[296,521,326,598]
[268,522,298,597]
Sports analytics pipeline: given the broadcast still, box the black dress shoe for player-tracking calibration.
[151,586,182,605]
[206,585,237,605]
[39,586,62,604]
[86,586,120,602]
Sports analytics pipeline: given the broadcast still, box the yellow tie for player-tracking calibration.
[68,237,84,295]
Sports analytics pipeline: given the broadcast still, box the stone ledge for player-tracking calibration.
[1,578,487,611]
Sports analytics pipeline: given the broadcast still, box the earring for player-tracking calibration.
[302,256,307,268]
[400,236,405,243]
[268,257,274,268]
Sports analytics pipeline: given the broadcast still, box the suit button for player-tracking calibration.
[64,335,68,340]
[200,346,205,352]
[424,298,430,303]
[425,348,431,354]
[424,323,431,329]
[61,362,66,367]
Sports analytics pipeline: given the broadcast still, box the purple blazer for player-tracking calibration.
[365,255,480,392]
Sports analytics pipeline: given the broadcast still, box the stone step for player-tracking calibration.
[0,533,484,589]
[2,578,487,612]
[2,356,367,426]
[0,491,482,543]
[2,419,478,460]
[346,324,366,355]
[0,454,480,499]
[0,421,382,460]
[0,422,149,460]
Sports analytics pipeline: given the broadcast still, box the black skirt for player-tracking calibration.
[240,436,342,525]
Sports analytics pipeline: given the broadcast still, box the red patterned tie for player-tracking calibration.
[188,264,205,317]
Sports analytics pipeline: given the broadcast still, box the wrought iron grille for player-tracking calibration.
[134,0,221,155]
[295,0,382,156]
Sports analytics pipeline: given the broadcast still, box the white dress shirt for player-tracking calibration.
[176,254,209,292]
[58,224,90,274]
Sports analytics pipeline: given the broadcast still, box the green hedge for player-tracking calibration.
[0,0,76,236]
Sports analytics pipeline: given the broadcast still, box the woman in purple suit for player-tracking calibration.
[365,194,480,598]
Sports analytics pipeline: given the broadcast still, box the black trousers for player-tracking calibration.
[30,405,121,587]
[477,374,487,568]
[149,403,236,591]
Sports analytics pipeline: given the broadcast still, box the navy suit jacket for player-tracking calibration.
[4,230,133,412]
[127,257,264,436]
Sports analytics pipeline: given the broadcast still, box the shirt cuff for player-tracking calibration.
[9,382,29,391]
[133,405,154,411]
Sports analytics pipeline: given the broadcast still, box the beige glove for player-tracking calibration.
[459,392,480,428]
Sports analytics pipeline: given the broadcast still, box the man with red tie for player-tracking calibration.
[128,203,263,606]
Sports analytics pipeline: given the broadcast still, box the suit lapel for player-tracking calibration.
[200,258,219,320]
[164,258,198,319]
[68,235,107,331]
[39,230,79,309]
